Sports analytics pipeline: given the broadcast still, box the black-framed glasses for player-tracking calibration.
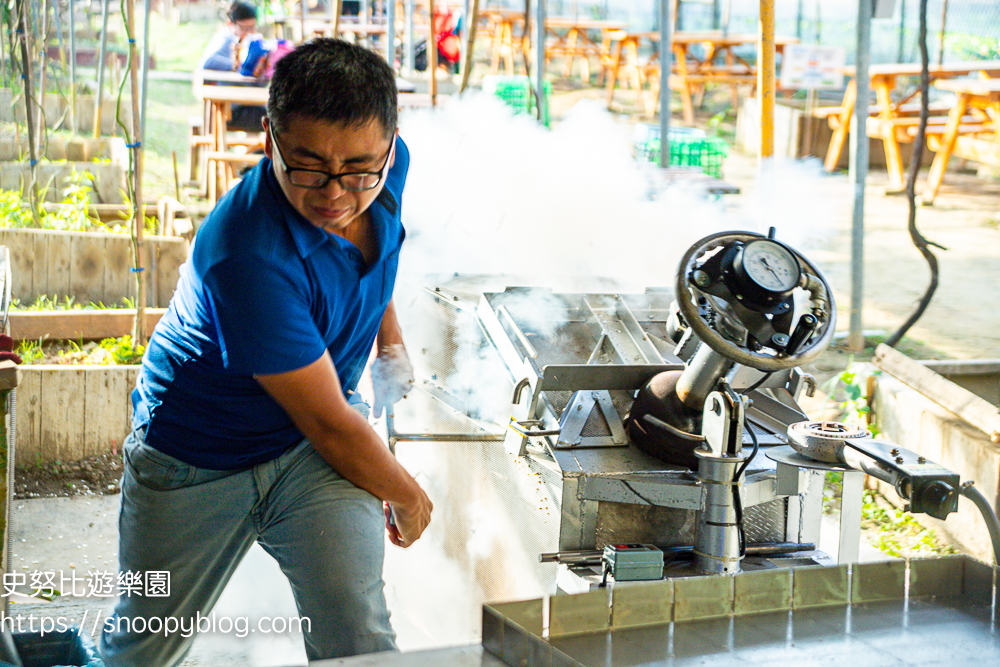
[269,127,394,191]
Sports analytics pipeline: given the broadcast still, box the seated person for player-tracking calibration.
[199,0,267,133]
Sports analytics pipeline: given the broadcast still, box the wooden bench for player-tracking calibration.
[204,151,263,205]
[922,78,1000,204]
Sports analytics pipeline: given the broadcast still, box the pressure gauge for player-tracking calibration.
[729,239,802,306]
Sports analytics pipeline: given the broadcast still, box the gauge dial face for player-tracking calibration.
[739,240,801,293]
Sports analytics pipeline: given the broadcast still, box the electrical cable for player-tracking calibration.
[744,372,773,395]
[732,425,759,558]
[960,482,1000,567]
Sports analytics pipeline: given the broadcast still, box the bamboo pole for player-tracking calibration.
[15,0,40,225]
[757,0,775,159]
[334,0,342,38]
[36,0,48,157]
[459,0,479,92]
[69,0,76,133]
[126,0,146,345]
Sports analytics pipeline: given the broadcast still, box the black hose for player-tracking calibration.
[732,426,760,557]
[960,482,1000,567]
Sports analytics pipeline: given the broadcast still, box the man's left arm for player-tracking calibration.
[371,299,414,419]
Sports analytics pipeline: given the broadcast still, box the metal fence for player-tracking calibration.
[538,1,1000,66]
[677,0,1000,66]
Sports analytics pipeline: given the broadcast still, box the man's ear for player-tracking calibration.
[262,117,273,160]
[389,130,399,168]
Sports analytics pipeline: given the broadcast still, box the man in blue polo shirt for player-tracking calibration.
[101,39,432,666]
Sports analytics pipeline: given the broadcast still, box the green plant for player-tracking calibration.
[944,33,999,61]
[17,335,145,365]
[822,361,881,436]
[96,335,145,365]
[15,339,44,364]
[10,295,133,311]
[861,490,956,558]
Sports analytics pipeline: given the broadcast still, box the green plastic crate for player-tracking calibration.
[482,75,551,126]
[634,125,729,179]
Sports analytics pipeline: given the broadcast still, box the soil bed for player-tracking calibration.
[15,452,123,499]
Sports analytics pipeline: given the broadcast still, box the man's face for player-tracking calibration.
[230,18,257,36]
[263,115,395,236]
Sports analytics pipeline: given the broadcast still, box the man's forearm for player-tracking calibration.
[376,299,405,351]
[310,407,420,506]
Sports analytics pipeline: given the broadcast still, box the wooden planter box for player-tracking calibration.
[0,228,188,308]
[9,309,166,342]
[0,136,127,163]
[15,365,139,463]
[0,161,127,204]
[0,89,132,136]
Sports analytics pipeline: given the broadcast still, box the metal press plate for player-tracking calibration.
[484,557,999,667]
[547,600,1000,666]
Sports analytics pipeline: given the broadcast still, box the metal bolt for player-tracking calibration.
[890,448,899,456]
[918,456,927,464]
[895,456,905,464]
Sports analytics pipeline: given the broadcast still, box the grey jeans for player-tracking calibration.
[100,429,396,666]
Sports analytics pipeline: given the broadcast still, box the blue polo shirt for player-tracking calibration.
[131,140,408,470]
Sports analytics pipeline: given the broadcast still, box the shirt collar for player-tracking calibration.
[262,156,397,263]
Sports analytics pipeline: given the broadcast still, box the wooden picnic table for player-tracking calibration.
[820,60,1000,192]
[193,83,269,203]
[193,79,435,202]
[921,77,1000,204]
[604,30,798,123]
[272,16,387,42]
[543,16,627,79]
[481,9,625,77]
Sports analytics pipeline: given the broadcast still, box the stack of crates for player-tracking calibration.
[481,75,551,126]
[633,124,729,179]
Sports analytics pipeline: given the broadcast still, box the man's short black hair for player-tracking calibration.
[267,38,397,139]
[227,0,257,22]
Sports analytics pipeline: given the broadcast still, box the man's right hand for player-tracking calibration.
[385,487,433,548]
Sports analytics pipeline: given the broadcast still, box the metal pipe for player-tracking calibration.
[694,456,743,574]
[532,0,545,124]
[94,0,111,137]
[897,0,906,63]
[69,0,75,133]
[658,0,672,168]
[404,0,414,74]
[848,0,872,353]
[390,433,507,442]
[676,344,735,410]
[540,542,816,565]
[386,0,396,67]
[758,0,775,159]
[140,0,152,145]
[937,0,947,67]
[300,0,306,42]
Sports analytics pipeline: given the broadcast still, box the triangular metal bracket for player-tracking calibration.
[556,390,629,448]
